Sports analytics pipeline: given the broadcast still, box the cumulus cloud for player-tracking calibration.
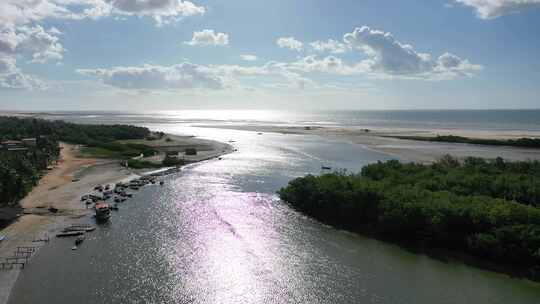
[455,0,540,19]
[0,0,205,28]
[240,54,258,61]
[277,37,303,52]
[103,0,205,25]
[310,39,348,54]
[0,56,16,74]
[185,30,229,46]
[0,25,65,63]
[0,25,61,90]
[0,56,45,90]
[77,63,225,90]
[343,26,481,79]
[0,0,205,90]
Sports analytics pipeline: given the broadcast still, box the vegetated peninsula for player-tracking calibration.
[0,117,149,226]
[386,135,540,149]
[0,116,230,227]
[279,156,540,280]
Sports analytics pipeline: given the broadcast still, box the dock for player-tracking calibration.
[0,246,40,270]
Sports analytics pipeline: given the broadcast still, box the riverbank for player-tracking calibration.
[199,124,540,162]
[0,136,233,304]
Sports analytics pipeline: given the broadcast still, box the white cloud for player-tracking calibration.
[0,0,205,28]
[0,25,62,90]
[0,56,45,90]
[287,55,355,75]
[0,56,16,74]
[0,25,65,63]
[77,63,225,90]
[277,37,303,52]
[343,26,482,79]
[240,54,258,61]
[0,0,205,90]
[103,0,205,25]
[454,0,540,19]
[185,29,229,46]
[310,39,348,54]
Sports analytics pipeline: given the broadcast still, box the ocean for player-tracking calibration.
[27,109,540,132]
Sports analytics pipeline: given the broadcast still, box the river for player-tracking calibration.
[8,125,540,304]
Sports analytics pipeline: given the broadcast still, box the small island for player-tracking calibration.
[279,156,540,280]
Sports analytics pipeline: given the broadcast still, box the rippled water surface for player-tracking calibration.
[9,126,540,304]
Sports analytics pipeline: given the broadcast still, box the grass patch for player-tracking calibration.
[127,159,163,169]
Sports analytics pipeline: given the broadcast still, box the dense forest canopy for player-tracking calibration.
[279,156,540,279]
[0,116,150,144]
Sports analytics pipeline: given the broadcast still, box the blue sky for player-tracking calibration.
[0,0,539,111]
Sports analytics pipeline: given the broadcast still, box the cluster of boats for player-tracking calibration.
[62,174,168,250]
[81,175,165,222]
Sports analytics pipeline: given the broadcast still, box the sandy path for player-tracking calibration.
[20,143,97,210]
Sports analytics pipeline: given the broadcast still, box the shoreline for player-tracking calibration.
[198,124,540,163]
[0,136,233,304]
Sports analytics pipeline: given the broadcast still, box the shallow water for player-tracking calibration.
[9,127,540,304]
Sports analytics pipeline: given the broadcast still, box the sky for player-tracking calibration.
[0,0,539,111]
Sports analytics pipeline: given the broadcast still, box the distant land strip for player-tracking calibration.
[385,135,540,149]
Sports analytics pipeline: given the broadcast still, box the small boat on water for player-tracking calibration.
[57,231,85,237]
[321,165,332,170]
[75,235,85,246]
[95,202,111,221]
[63,224,95,232]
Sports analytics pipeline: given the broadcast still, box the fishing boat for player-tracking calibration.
[75,236,85,246]
[94,202,111,221]
[63,224,96,232]
[57,231,85,237]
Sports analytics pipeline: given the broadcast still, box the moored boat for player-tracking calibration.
[57,231,85,237]
[75,235,85,246]
[94,202,111,221]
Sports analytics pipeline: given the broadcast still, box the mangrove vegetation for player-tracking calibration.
[279,156,540,279]
[389,135,540,149]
